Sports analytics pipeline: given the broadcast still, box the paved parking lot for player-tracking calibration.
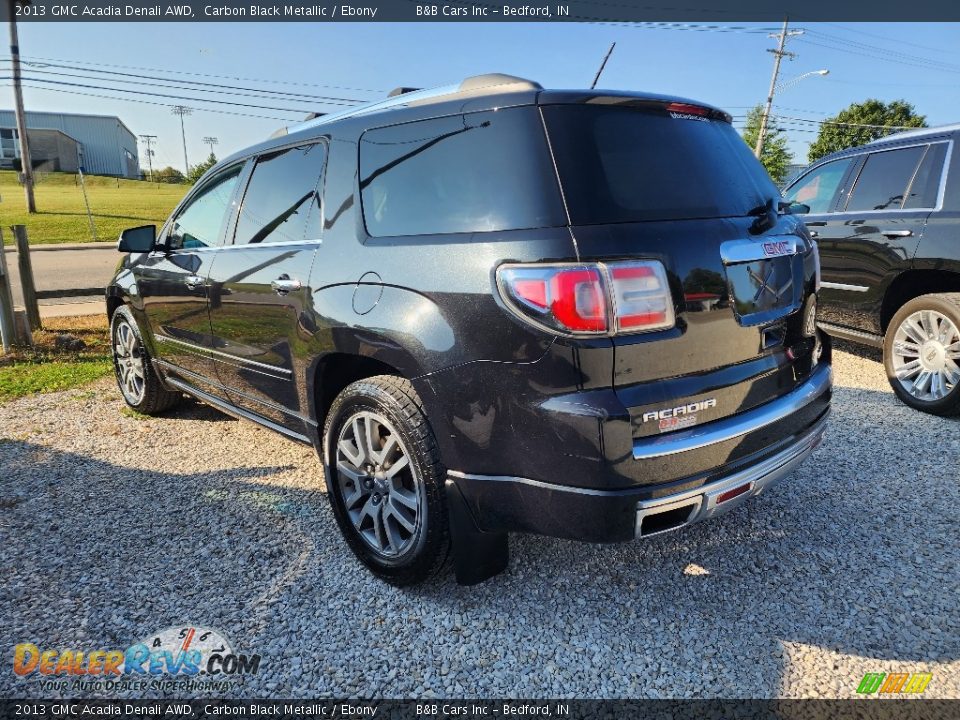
[1,344,957,698]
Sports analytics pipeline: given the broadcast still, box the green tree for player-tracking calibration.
[741,105,793,185]
[153,166,185,184]
[808,99,926,162]
[186,153,218,184]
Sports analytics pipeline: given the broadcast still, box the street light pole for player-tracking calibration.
[171,105,192,174]
[754,18,802,159]
[7,0,35,212]
[139,134,157,181]
[202,135,219,158]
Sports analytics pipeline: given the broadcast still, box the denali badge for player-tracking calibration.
[642,398,717,424]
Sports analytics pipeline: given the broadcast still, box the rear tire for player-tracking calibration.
[883,293,960,416]
[110,306,182,415]
[322,375,450,586]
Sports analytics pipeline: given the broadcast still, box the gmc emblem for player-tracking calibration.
[762,241,792,257]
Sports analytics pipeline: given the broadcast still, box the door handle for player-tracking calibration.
[881,229,913,238]
[184,275,204,289]
[271,275,302,295]
[808,230,819,238]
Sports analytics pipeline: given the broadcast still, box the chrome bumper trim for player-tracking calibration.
[635,411,829,537]
[632,363,832,461]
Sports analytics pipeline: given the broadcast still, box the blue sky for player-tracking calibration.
[3,21,959,172]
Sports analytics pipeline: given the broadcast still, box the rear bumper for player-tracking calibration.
[446,363,831,543]
[634,411,826,537]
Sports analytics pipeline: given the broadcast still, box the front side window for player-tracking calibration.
[233,143,326,245]
[168,166,242,249]
[359,108,565,237]
[845,146,925,212]
[784,157,855,215]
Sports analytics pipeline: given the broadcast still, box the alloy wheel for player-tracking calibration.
[334,410,424,559]
[113,318,146,405]
[891,309,960,402]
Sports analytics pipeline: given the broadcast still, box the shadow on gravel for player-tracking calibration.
[831,338,883,363]
[157,397,240,423]
[1,379,957,699]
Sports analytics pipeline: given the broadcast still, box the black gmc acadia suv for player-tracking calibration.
[107,74,832,585]
[784,124,960,415]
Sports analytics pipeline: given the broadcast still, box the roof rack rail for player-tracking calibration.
[866,122,960,144]
[272,73,541,137]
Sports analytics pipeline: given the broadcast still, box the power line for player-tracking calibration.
[6,65,362,109]
[5,75,322,114]
[796,35,960,75]
[0,59,368,105]
[0,53,387,94]
[12,82,301,122]
[804,29,960,69]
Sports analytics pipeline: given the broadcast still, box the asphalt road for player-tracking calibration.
[2,242,116,302]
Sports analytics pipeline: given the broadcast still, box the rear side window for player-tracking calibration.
[234,143,326,245]
[542,105,778,225]
[359,108,565,237]
[845,146,925,212]
[785,157,855,214]
[904,143,947,209]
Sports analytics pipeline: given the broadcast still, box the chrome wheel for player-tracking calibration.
[891,310,960,401]
[334,411,424,559]
[113,318,146,405]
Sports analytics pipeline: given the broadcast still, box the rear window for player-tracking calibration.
[359,107,565,237]
[542,105,778,225]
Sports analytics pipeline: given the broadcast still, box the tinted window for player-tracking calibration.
[359,108,565,237]
[904,143,947,209]
[234,144,326,245]
[845,146,925,212]
[169,166,242,249]
[543,105,778,224]
[785,158,855,214]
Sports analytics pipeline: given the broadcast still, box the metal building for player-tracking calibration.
[0,110,139,178]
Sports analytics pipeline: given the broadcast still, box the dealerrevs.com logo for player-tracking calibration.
[12,625,261,693]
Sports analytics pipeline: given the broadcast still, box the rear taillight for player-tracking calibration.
[608,262,675,333]
[497,261,675,336]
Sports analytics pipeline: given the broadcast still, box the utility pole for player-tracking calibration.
[171,105,192,174]
[139,134,157,181]
[590,42,616,90]
[7,0,36,213]
[202,135,218,158]
[754,18,803,159]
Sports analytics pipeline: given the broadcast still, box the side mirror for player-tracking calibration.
[118,225,157,253]
[786,201,810,216]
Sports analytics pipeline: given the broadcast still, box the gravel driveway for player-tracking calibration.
[1,344,958,699]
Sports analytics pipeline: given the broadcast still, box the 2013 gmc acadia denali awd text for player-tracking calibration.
[106,75,832,585]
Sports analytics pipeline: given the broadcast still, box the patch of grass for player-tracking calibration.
[0,314,114,402]
[0,358,113,402]
[1,170,188,245]
[120,406,149,420]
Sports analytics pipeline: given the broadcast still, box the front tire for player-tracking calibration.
[110,306,182,415]
[322,375,450,586]
[884,293,960,416]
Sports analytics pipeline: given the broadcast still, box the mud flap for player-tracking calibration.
[445,479,509,585]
